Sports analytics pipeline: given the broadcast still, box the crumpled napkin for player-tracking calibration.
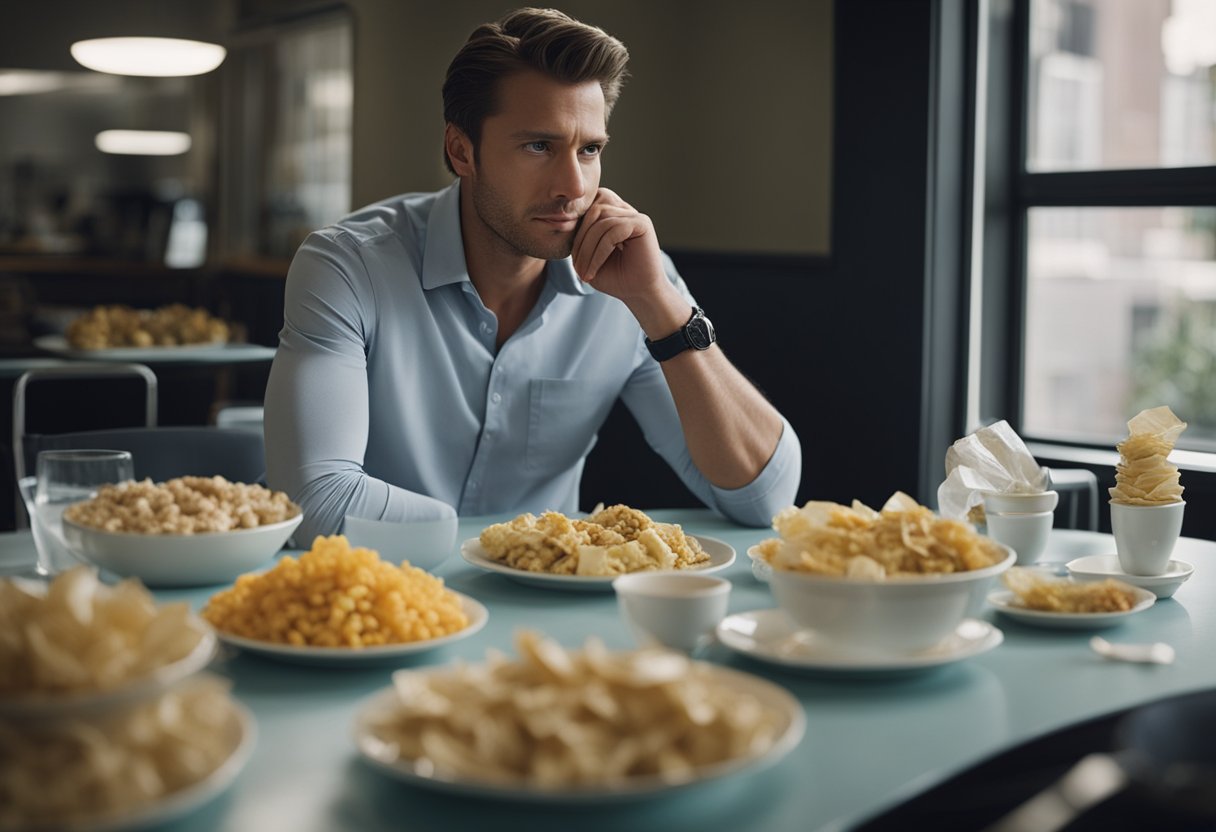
[937,421,1050,520]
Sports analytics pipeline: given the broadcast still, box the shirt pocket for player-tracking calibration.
[525,379,609,472]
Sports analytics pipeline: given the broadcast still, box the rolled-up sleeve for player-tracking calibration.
[264,231,455,545]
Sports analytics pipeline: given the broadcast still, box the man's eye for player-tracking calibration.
[525,141,549,153]
[581,144,603,156]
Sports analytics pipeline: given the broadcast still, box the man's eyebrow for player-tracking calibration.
[508,130,610,144]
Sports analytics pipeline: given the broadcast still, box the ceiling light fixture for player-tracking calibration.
[95,129,192,156]
[71,37,226,77]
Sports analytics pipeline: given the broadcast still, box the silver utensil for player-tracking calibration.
[982,753,1127,832]
[1090,636,1176,665]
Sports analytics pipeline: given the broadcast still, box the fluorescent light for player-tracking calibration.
[71,37,226,77]
[0,70,68,95]
[95,130,192,156]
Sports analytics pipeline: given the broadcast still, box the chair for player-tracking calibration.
[214,403,265,433]
[12,363,158,529]
[13,363,159,482]
[19,426,266,487]
[1049,468,1100,531]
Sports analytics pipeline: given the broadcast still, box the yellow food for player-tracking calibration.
[478,504,708,576]
[1003,567,1139,613]
[757,491,1006,578]
[65,476,299,534]
[1109,405,1187,505]
[0,566,207,696]
[66,303,230,349]
[202,535,468,647]
[365,631,786,788]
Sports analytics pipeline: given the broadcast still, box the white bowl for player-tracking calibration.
[62,513,303,587]
[982,490,1059,514]
[767,546,1015,654]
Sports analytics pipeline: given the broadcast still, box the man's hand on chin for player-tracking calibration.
[570,188,690,337]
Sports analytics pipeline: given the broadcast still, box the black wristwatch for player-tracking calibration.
[644,306,716,362]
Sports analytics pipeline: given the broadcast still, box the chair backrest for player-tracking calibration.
[1049,467,1100,531]
[214,404,265,433]
[21,426,266,486]
[13,363,158,482]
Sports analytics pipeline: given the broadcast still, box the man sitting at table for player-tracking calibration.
[264,7,801,543]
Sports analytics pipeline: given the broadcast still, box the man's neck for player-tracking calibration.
[459,183,547,347]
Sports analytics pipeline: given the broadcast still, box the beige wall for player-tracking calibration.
[345,0,832,255]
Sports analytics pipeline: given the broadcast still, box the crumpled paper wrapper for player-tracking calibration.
[1109,405,1187,505]
[937,421,1050,521]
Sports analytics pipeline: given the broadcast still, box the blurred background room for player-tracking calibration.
[1,0,1214,538]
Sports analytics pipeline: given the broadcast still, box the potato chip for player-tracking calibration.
[0,567,207,697]
[1109,406,1187,506]
[367,631,784,788]
[758,491,1006,578]
[1003,567,1139,613]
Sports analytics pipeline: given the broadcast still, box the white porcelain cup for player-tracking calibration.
[986,510,1053,565]
[1110,500,1185,576]
[613,572,731,654]
[983,490,1059,515]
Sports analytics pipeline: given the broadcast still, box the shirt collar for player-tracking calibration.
[421,180,593,297]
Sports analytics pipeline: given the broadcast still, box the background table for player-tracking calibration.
[4,513,1215,831]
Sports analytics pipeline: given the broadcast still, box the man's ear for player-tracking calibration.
[445,124,475,176]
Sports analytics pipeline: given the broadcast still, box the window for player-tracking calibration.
[982,0,1216,456]
[217,11,352,261]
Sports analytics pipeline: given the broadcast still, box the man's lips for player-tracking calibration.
[535,214,580,231]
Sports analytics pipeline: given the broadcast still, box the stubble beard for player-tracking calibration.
[470,176,578,261]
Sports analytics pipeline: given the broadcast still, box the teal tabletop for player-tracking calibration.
[4,512,1215,832]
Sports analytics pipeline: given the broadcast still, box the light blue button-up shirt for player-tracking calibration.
[265,182,801,542]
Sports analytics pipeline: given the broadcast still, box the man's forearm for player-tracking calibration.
[657,344,784,489]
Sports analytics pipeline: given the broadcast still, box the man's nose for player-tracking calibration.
[550,151,587,203]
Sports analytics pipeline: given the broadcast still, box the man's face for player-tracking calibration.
[465,70,608,261]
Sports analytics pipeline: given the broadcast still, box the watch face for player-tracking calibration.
[686,316,715,350]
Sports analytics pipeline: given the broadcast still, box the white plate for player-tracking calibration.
[715,609,1003,674]
[353,663,804,802]
[0,586,217,719]
[1066,554,1194,599]
[746,544,773,583]
[986,587,1156,629]
[215,592,488,666]
[460,535,735,592]
[33,333,229,360]
[23,698,256,832]
[63,513,302,588]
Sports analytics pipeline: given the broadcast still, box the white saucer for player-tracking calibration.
[715,609,1002,674]
[987,587,1156,629]
[1066,554,1194,599]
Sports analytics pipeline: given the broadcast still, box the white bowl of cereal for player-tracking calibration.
[61,476,302,587]
[760,493,1015,654]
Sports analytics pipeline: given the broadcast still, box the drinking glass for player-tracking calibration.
[30,449,134,576]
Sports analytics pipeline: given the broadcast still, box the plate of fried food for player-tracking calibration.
[0,566,217,719]
[461,505,735,592]
[1,674,254,832]
[353,630,804,802]
[203,535,487,666]
[986,566,1156,629]
[34,303,232,359]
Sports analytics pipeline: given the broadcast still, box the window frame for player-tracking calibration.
[979,0,1216,459]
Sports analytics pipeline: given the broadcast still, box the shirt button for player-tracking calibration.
[491,392,502,405]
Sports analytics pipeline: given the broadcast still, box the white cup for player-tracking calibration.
[1110,500,1185,576]
[986,510,1053,565]
[983,490,1059,515]
[613,572,731,654]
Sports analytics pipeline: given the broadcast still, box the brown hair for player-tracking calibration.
[442,7,630,174]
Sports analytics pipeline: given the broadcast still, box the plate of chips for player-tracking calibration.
[353,631,805,802]
[460,535,735,591]
[0,675,255,830]
[0,568,217,719]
